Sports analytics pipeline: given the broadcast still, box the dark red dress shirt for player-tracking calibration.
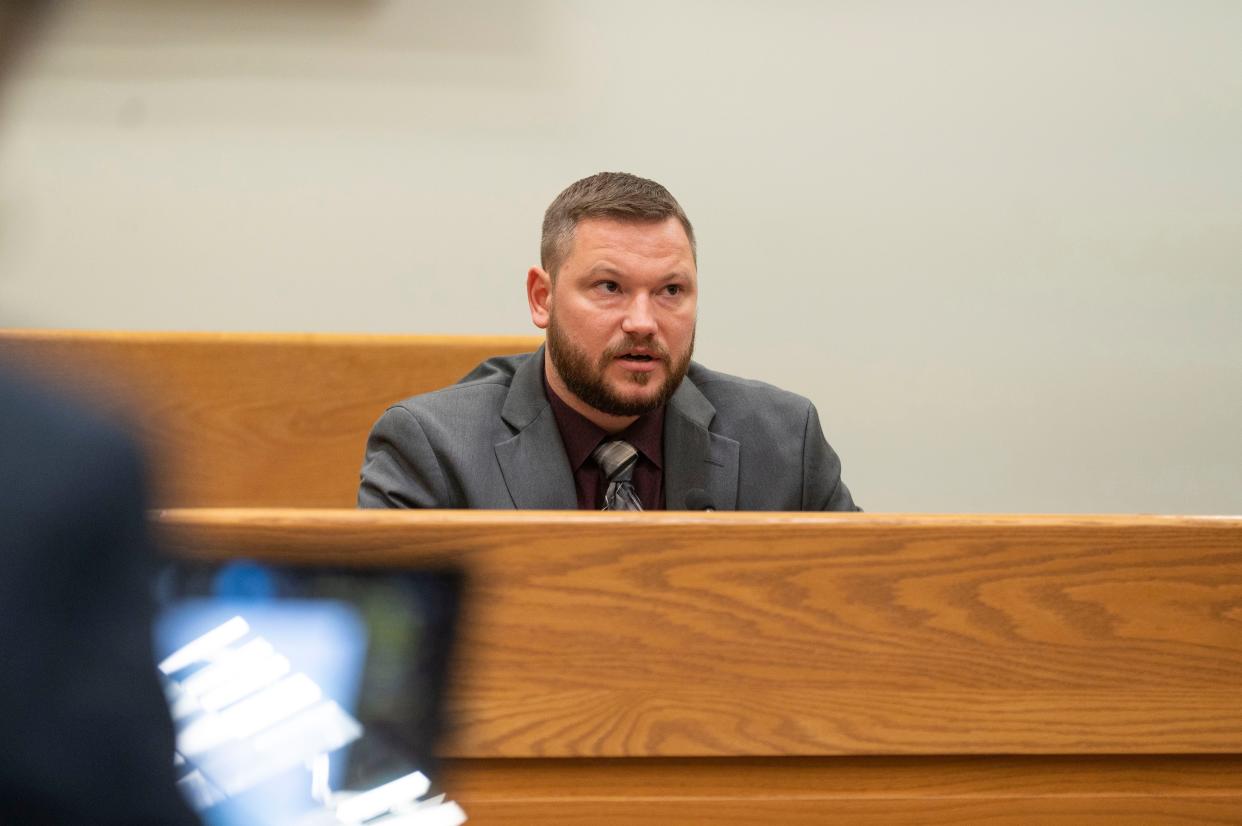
[544,377,665,511]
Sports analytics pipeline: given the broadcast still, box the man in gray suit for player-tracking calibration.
[359,172,857,511]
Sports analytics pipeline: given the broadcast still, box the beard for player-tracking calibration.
[546,313,694,417]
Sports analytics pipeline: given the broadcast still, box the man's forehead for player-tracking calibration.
[566,216,695,267]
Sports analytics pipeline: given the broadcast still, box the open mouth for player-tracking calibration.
[619,353,655,362]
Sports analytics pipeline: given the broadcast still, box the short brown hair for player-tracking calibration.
[540,172,696,278]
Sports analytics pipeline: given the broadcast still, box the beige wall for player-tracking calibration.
[1,0,1239,513]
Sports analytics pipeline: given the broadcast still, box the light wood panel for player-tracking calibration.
[0,329,541,507]
[155,510,1242,758]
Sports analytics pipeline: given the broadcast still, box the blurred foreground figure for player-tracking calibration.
[0,369,200,824]
[0,1,198,823]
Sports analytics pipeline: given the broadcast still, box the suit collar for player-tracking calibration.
[668,368,715,429]
[500,345,551,430]
[664,367,739,510]
[495,347,578,509]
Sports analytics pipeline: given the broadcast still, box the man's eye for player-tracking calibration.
[597,281,620,293]
[663,284,682,296]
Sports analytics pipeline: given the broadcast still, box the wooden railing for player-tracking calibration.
[0,330,541,506]
[157,509,1242,824]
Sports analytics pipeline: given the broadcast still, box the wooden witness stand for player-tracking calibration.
[156,510,1242,824]
[4,330,1242,823]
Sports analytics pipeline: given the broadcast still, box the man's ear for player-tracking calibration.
[527,266,553,330]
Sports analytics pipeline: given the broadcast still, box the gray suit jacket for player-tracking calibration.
[358,347,857,511]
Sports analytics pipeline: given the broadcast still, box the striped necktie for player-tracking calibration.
[591,440,643,511]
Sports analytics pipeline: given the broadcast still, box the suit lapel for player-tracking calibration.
[664,372,739,510]
[494,346,578,509]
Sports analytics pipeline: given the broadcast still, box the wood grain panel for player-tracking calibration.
[154,510,1242,758]
[443,755,1242,825]
[0,329,541,507]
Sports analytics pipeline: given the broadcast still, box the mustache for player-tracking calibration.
[601,336,671,361]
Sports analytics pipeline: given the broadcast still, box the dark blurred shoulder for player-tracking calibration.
[0,362,147,518]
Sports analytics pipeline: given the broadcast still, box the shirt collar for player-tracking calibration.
[543,372,665,471]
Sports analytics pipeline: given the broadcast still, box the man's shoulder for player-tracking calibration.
[686,361,814,416]
[0,365,148,572]
[385,350,534,415]
[0,365,139,481]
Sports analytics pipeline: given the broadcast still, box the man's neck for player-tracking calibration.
[542,350,638,435]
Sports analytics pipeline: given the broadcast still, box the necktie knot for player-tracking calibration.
[591,440,638,483]
[591,440,643,511]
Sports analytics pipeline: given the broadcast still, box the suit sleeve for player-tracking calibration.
[801,401,861,512]
[358,405,452,508]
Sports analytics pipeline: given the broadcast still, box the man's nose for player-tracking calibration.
[620,294,658,337]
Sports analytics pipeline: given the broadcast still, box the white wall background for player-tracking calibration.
[1,0,1239,513]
